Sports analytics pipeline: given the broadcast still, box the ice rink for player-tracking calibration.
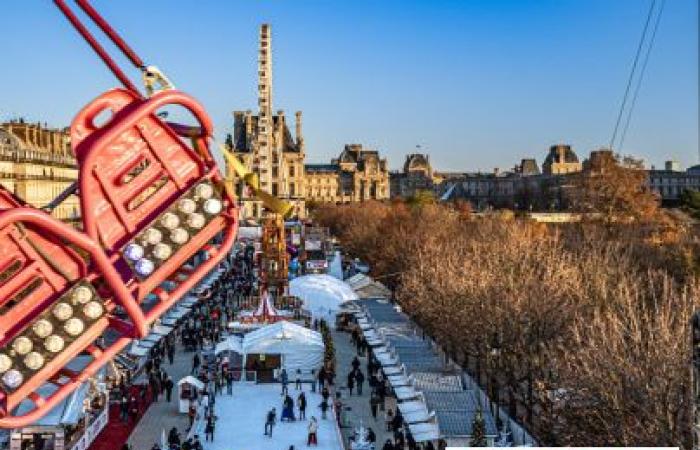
[203,383,343,450]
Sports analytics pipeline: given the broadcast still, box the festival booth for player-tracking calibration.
[177,376,205,414]
[289,274,358,326]
[9,357,109,450]
[216,321,324,383]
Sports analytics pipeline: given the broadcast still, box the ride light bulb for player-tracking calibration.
[44,335,65,353]
[186,213,205,229]
[142,228,163,245]
[178,198,197,214]
[24,352,44,370]
[124,243,145,261]
[135,258,155,277]
[170,228,189,245]
[160,213,179,229]
[64,318,84,336]
[195,183,214,200]
[32,319,53,338]
[203,198,222,215]
[12,337,33,355]
[152,243,172,260]
[0,354,11,373]
[2,370,23,389]
[83,301,104,319]
[53,303,73,321]
[72,285,93,304]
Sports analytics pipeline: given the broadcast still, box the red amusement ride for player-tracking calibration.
[0,0,238,427]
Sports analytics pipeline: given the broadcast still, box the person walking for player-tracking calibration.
[164,376,174,402]
[226,371,233,395]
[382,439,394,450]
[119,394,129,422]
[264,407,276,436]
[319,399,329,419]
[204,413,216,442]
[192,353,200,375]
[307,417,318,446]
[167,344,175,365]
[310,369,317,393]
[347,371,355,396]
[281,368,289,396]
[298,392,307,420]
[370,392,379,419]
[295,369,302,390]
[355,369,365,396]
[351,356,360,372]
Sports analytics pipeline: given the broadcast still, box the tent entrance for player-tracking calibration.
[246,353,281,383]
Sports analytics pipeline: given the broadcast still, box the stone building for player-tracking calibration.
[305,144,390,203]
[0,121,80,223]
[542,144,582,175]
[648,162,700,204]
[227,24,306,220]
[389,153,436,198]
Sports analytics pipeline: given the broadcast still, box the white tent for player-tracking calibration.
[289,274,358,324]
[216,321,324,374]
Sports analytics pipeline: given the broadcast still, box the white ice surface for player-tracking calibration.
[203,383,342,450]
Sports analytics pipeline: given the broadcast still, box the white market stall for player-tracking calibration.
[178,376,205,413]
[289,274,358,325]
[215,321,324,376]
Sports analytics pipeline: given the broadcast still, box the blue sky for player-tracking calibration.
[1,0,697,171]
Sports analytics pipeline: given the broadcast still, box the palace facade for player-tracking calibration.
[305,144,390,203]
[0,121,80,223]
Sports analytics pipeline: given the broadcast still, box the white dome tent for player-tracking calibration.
[215,321,325,375]
[289,274,358,324]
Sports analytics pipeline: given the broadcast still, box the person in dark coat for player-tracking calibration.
[164,376,174,402]
[347,371,355,396]
[355,369,365,395]
[204,413,216,441]
[370,392,379,419]
[298,392,307,420]
[382,439,395,450]
[192,353,201,375]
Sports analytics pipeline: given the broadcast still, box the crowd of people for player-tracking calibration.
[115,240,441,450]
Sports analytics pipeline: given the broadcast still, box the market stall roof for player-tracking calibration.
[408,422,440,442]
[178,375,205,390]
[244,321,324,352]
[216,322,325,373]
[128,343,149,357]
[397,400,428,415]
[394,386,421,401]
[151,324,174,336]
[411,373,463,392]
[14,357,96,426]
[290,274,358,322]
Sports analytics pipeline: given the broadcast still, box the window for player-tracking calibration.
[290,183,295,197]
[289,165,295,177]
[272,183,278,196]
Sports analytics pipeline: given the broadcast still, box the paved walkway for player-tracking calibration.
[332,328,395,447]
[127,340,193,450]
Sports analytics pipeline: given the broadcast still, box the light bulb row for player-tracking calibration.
[122,181,223,279]
[0,282,105,391]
